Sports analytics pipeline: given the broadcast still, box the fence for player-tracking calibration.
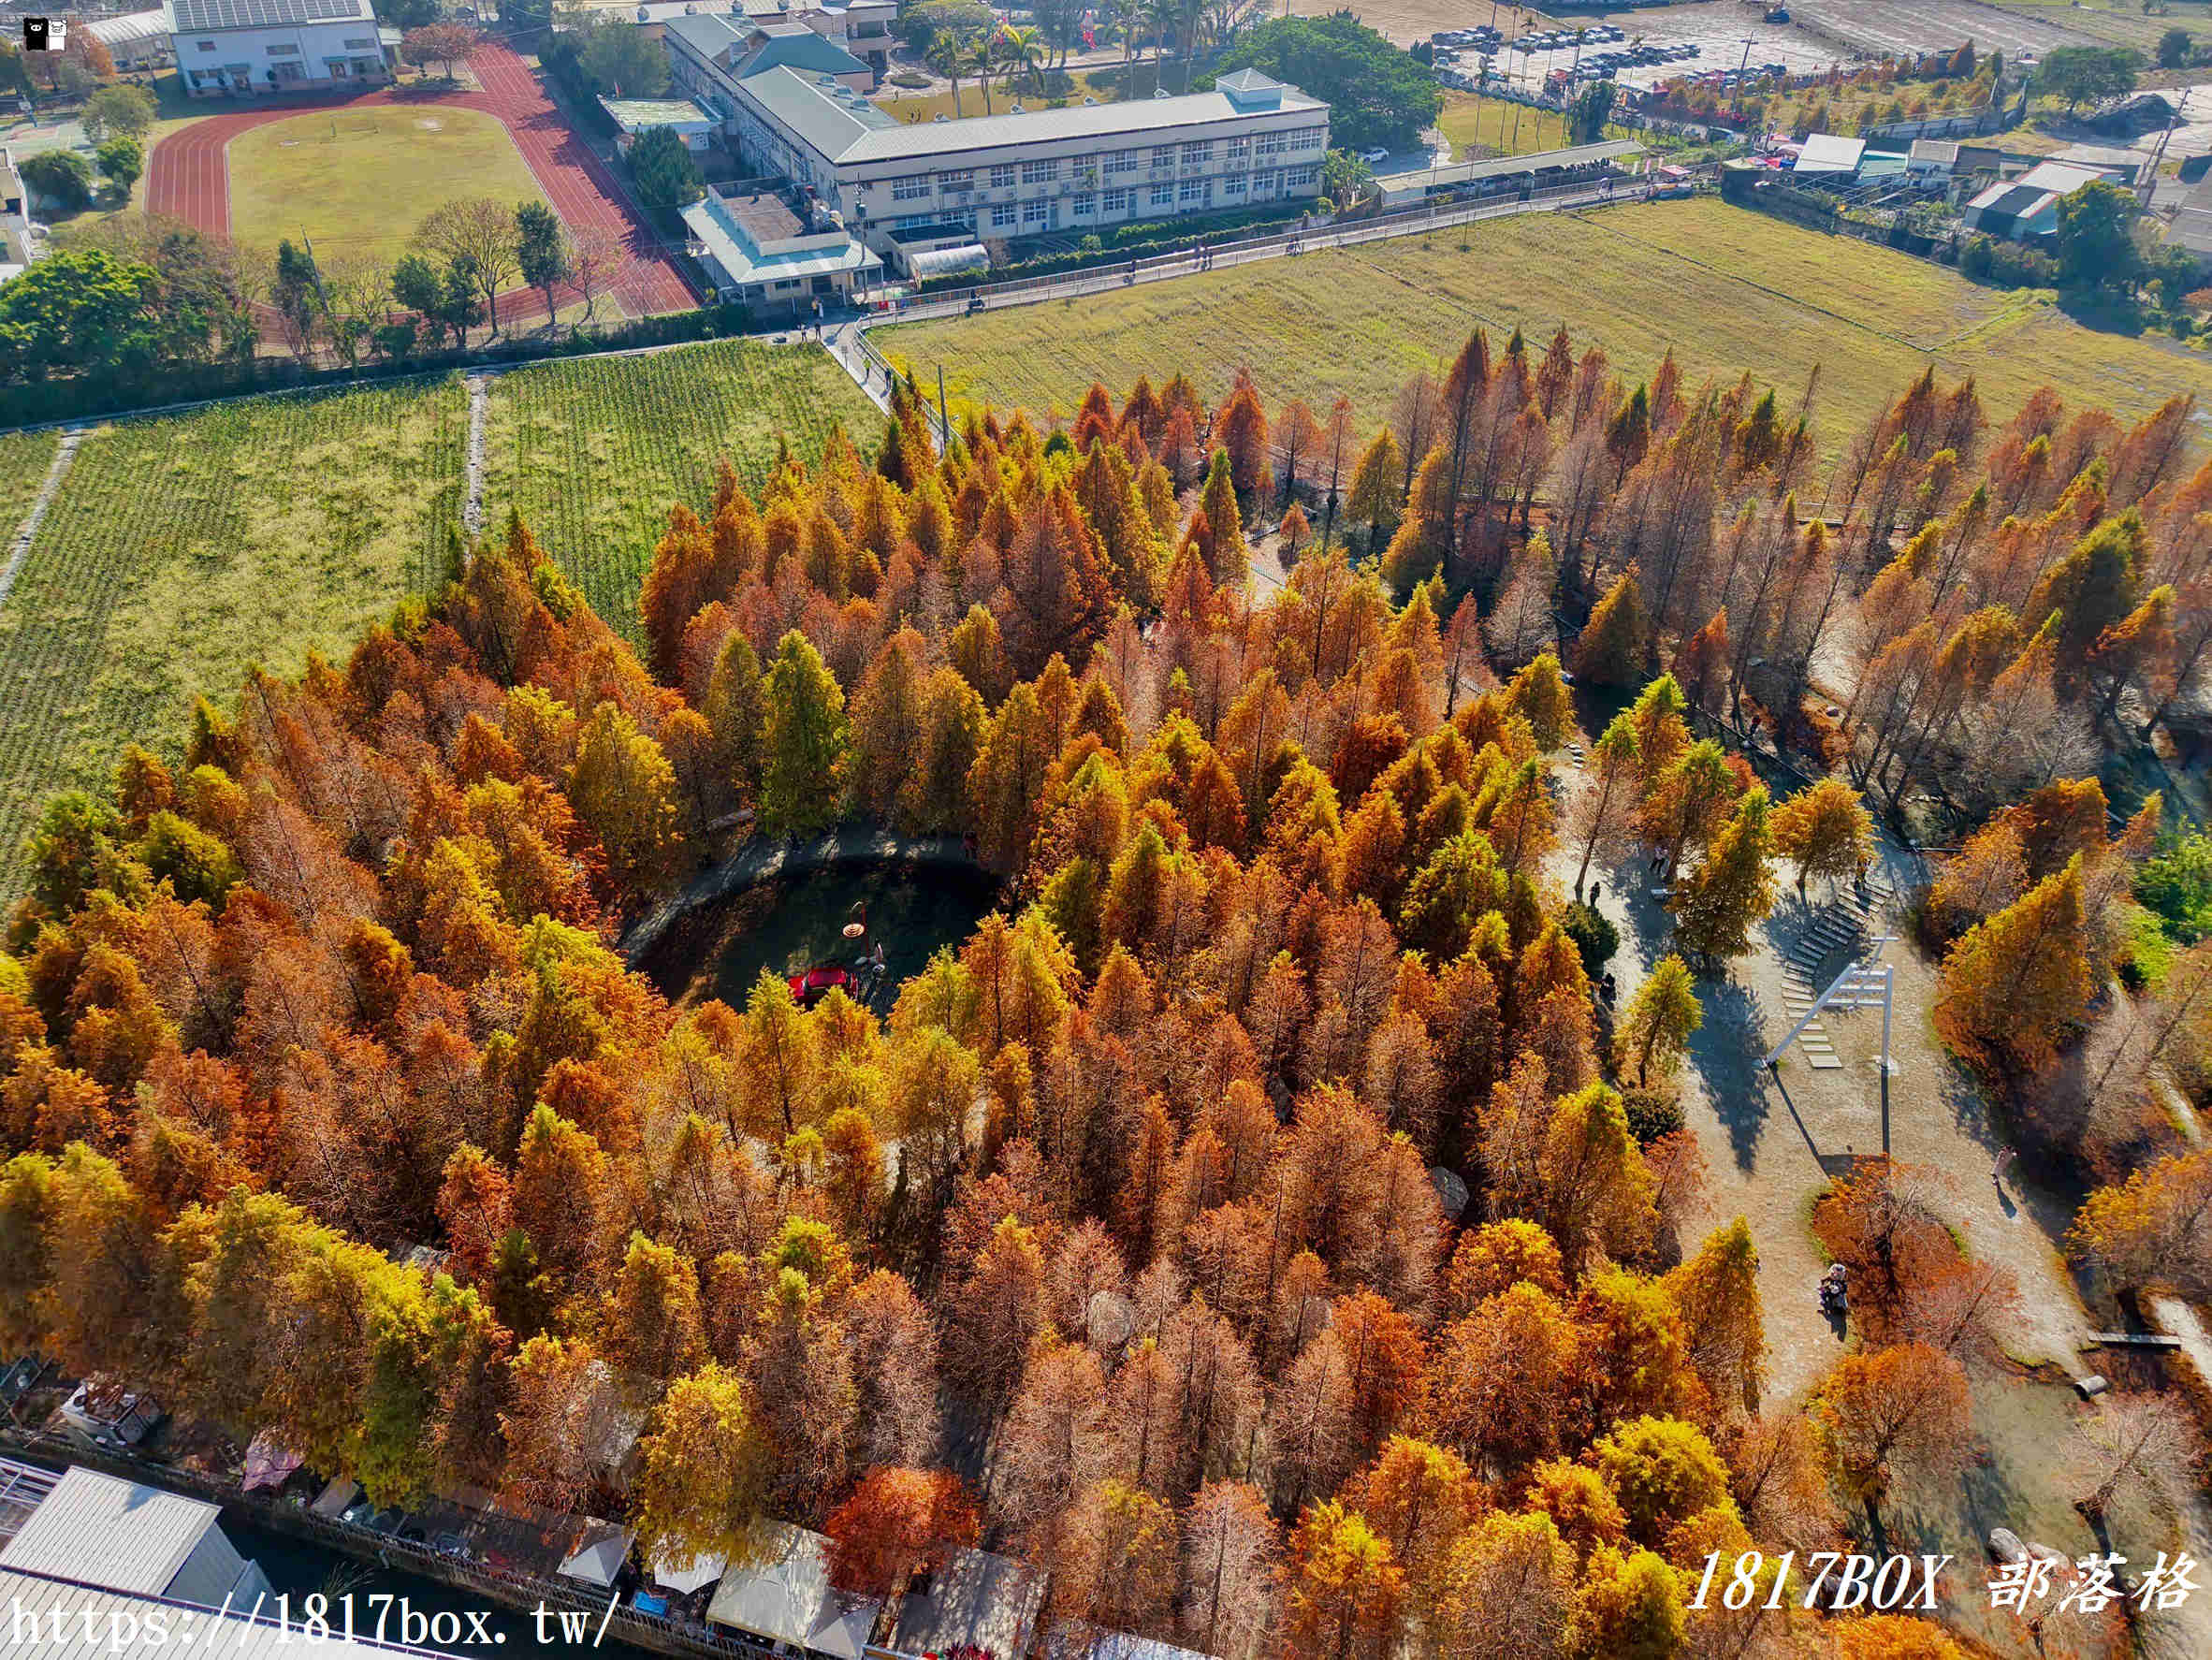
[0,1427,780,1660]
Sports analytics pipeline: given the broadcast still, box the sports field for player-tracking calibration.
[480,340,882,643]
[0,382,466,901]
[880,198,2212,445]
[226,106,550,266]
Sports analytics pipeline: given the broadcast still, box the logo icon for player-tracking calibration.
[22,19,65,52]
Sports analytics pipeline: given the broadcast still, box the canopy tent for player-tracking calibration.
[649,1545,728,1594]
[559,1521,634,1588]
[907,243,989,281]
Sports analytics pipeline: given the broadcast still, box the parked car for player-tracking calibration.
[1360,146,1390,164]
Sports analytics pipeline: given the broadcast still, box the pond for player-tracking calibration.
[640,857,1003,1014]
[223,1516,663,1660]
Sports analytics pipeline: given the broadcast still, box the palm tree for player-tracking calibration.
[967,34,995,116]
[1002,23,1044,97]
[1175,0,1202,93]
[926,30,967,119]
[1142,0,1179,76]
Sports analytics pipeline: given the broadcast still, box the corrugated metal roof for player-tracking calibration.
[0,1468,221,1597]
[0,1567,464,1657]
[90,10,170,46]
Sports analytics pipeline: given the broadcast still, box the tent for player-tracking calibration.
[559,1521,634,1588]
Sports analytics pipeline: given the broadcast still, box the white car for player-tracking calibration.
[1360,146,1390,164]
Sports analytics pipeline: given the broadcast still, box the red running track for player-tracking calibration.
[145,42,696,324]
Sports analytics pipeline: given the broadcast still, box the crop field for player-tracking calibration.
[480,340,882,643]
[0,381,467,901]
[0,430,58,536]
[880,198,2211,448]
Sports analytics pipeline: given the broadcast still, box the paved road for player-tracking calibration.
[145,43,695,326]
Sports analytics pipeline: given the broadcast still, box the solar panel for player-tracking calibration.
[171,0,371,32]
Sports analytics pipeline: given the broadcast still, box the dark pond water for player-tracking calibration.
[645,859,1001,1013]
[196,1515,662,1660]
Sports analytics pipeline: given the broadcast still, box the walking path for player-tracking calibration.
[462,372,490,538]
[144,43,695,325]
[0,430,84,612]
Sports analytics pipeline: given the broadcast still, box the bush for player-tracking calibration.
[1621,1085,1684,1145]
[1562,900,1620,978]
[20,150,94,211]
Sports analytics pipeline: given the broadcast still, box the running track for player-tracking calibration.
[144,42,695,323]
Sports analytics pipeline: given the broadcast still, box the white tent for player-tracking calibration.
[650,1545,728,1594]
[558,1521,634,1588]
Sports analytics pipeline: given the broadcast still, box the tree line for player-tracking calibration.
[0,341,2197,1657]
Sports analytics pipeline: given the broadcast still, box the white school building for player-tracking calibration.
[166,0,396,99]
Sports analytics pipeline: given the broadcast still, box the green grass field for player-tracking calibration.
[880,198,2211,446]
[1435,93,1634,159]
[227,107,550,266]
[0,382,466,900]
[480,341,882,644]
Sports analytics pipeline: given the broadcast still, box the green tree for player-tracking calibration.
[2035,45,2139,112]
[1669,786,1778,965]
[1319,149,1375,210]
[0,246,157,378]
[19,150,93,211]
[82,83,156,143]
[630,124,703,209]
[1614,954,1701,1085]
[1573,569,1650,689]
[567,702,687,890]
[95,137,142,198]
[760,630,851,836]
[1569,79,1618,144]
[2157,29,2193,71]
[2054,179,2141,293]
[1214,14,1442,153]
[579,20,672,98]
[515,200,570,326]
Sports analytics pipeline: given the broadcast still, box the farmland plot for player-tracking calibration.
[0,430,59,545]
[480,340,880,644]
[0,381,466,901]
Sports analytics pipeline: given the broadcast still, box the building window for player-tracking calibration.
[1226,136,1248,159]
[1021,158,1056,184]
[1022,197,1049,225]
[1286,166,1317,189]
[1178,178,1202,203]
[1222,173,1246,197]
[1256,132,1285,157]
[1071,194,1095,217]
[1105,150,1139,175]
[1102,187,1128,213]
[196,40,214,51]
[891,175,932,200]
[1148,182,1174,208]
[1293,128,1325,151]
[990,164,1016,189]
[940,170,971,192]
[1151,145,1175,168]
[343,36,374,48]
[1254,170,1278,194]
[991,201,1016,227]
[1182,141,1211,165]
[267,43,298,54]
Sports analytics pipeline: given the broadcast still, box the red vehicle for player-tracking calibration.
[788,964,855,1007]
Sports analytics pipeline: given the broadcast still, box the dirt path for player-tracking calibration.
[0,430,84,613]
[1549,755,2095,1403]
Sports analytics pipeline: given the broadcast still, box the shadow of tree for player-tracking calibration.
[1685,975,1771,1172]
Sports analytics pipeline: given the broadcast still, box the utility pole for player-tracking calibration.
[1736,36,1758,126]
